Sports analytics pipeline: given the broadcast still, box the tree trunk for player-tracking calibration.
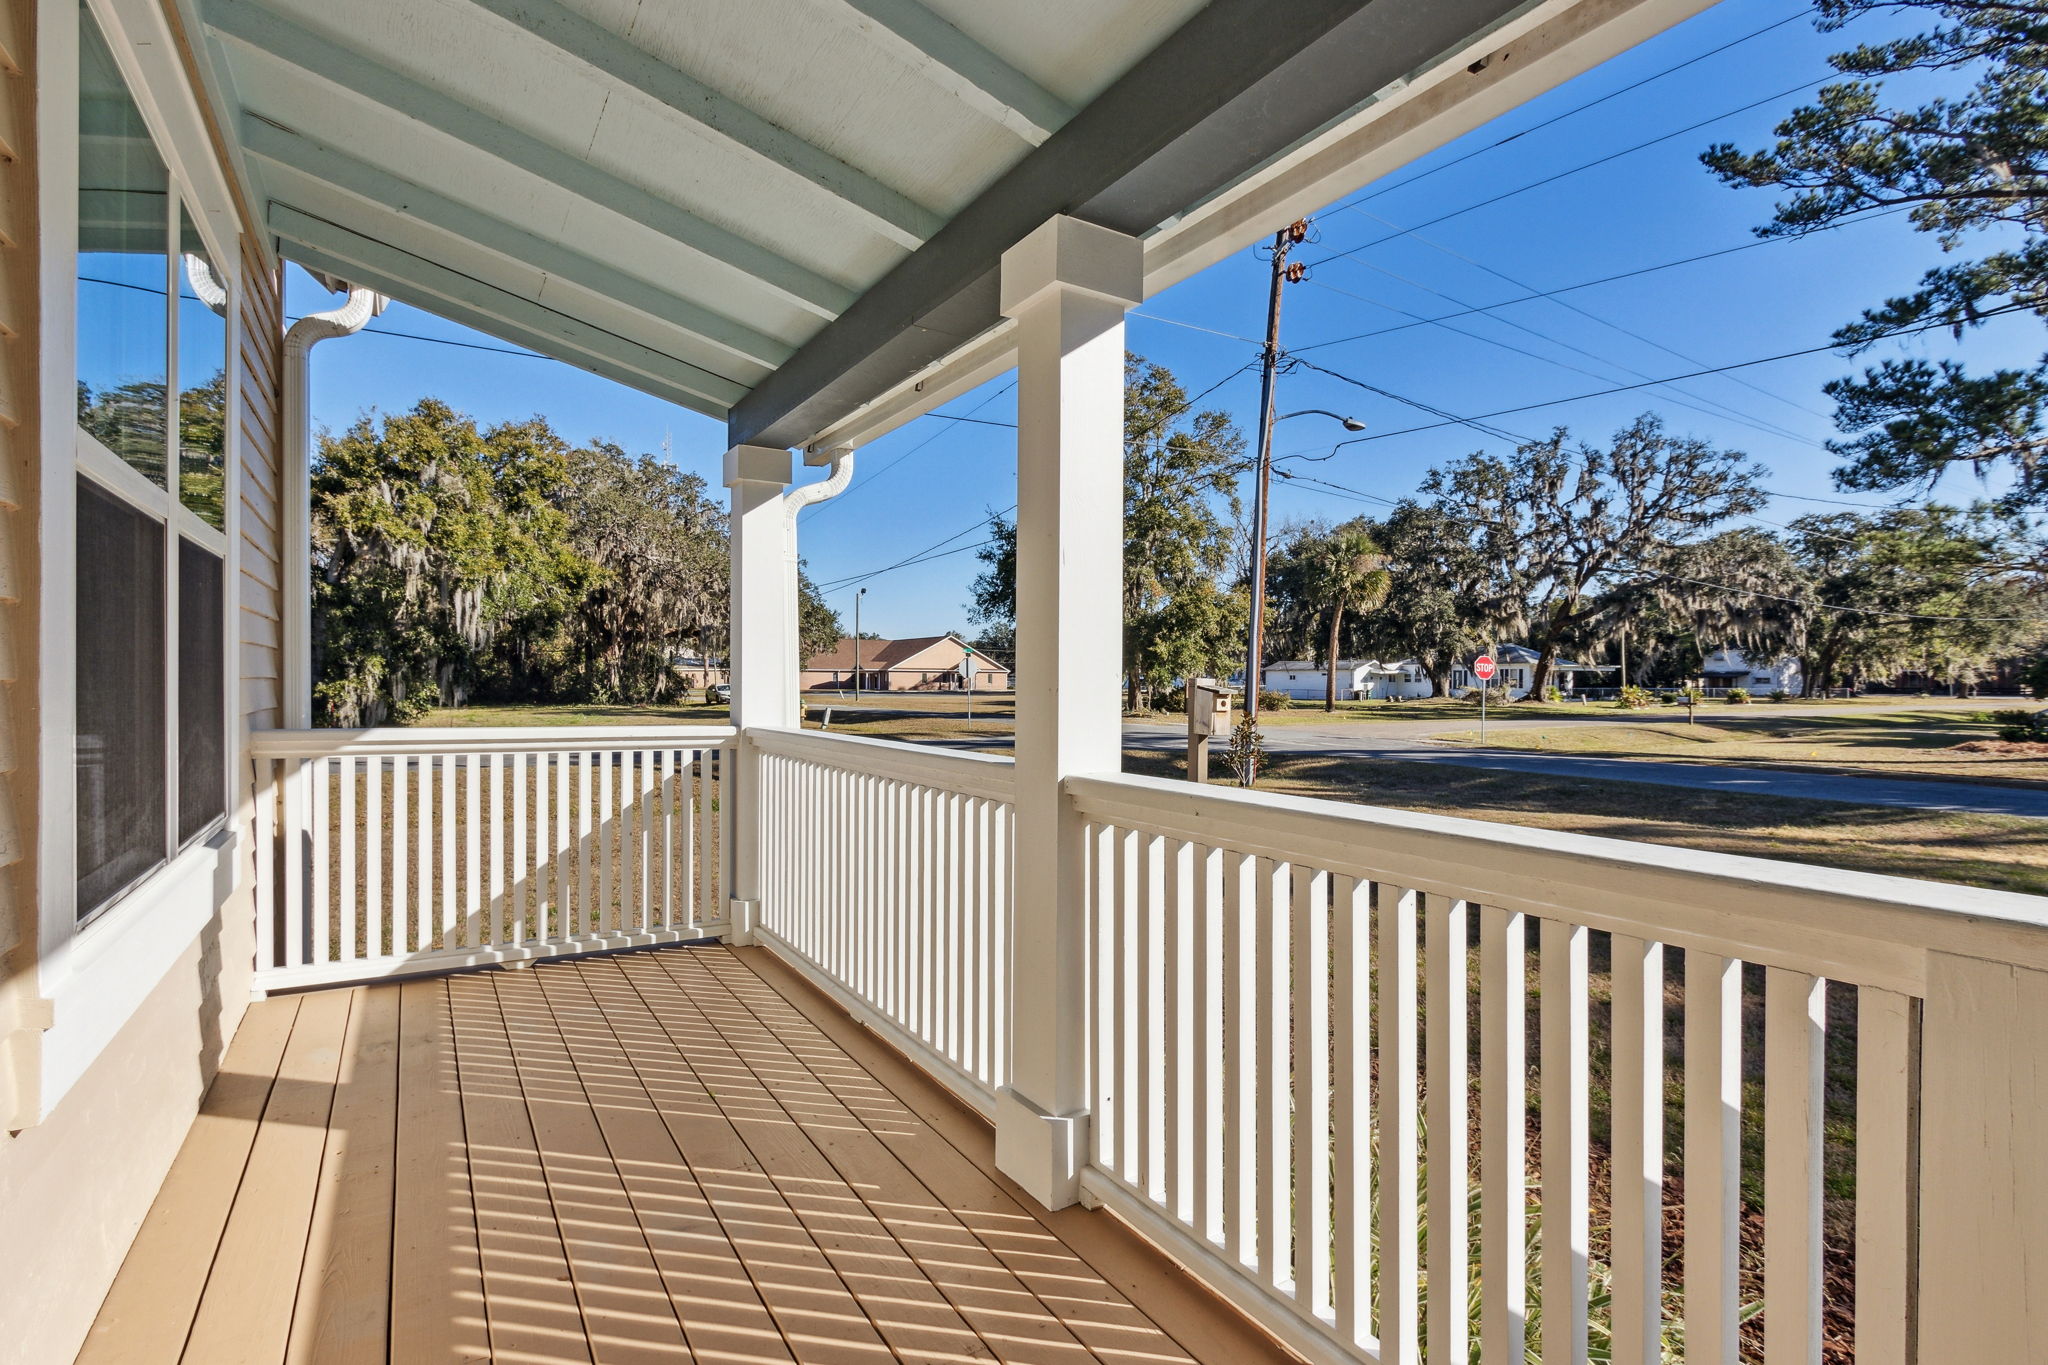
[1428,665,1450,698]
[1522,598,1573,702]
[1524,638,1561,703]
[1324,606,1343,712]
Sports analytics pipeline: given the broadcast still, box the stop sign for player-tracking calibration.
[1474,654,1496,681]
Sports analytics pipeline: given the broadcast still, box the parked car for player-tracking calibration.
[708,682,731,703]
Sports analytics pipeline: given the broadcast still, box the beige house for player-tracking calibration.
[1,1,2040,1362]
[803,634,1011,692]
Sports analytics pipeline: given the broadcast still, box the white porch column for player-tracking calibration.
[1916,951,2048,1351]
[994,216,1142,1209]
[724,442,794,946]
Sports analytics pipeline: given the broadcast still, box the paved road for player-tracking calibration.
[1119,704,2048,819]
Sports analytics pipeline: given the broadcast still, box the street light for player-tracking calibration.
[1242,407,1367,779]
[852,586,867,702]
[1276,408,1367,432]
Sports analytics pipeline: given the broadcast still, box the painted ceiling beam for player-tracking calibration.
[241,115,792,374]
[268,203,750,413]
[204,0,854,319]
[461,0,939,250]
[728,0,1528,450]
[821,0,1071,145]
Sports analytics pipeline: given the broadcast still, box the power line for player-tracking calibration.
[814,362,1259,590]
[1304,77,1829,271]
[1290,205,1913,355]
[816,516,1009,590]
[1301,272,1829,450]
[1340,206,1835,426]
[1289,303,2041,448]
[803,379,1020,521]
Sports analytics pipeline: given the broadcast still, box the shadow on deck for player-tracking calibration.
[75,945,1291,1364]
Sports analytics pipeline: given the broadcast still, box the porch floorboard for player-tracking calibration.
[76,945,1292,1365]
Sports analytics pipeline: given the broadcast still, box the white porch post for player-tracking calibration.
[994,216,1141,1209]
[724,443,794,946]
[1915,951,2048,1351]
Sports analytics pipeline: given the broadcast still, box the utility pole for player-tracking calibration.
[853,586,866,701]
[1241,218,1309,785]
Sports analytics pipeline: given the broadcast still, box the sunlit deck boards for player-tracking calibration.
[76,946,1291,1365]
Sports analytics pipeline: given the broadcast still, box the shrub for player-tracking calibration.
[1993,709,2048,742]
[1617,685,1654,709]
[1726,687,1750,705]
[1542,685,1563,702]
[1768,688,1790,703]
[1222,716,1266,785]
[1679,685,1708,706]
[1257,690,1291,711]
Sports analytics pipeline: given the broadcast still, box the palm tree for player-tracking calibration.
[1301,523,1391,711]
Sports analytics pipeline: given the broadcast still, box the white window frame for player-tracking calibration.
[33,0,246,1117]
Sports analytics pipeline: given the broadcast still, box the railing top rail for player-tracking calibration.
[1068,770,2048,994]
[748,726,1015,802]
[249,724,740,758]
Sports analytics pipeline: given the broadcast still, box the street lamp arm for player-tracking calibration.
[1275,408,1368,431]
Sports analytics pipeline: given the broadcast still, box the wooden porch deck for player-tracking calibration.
[75,945,1292,1365]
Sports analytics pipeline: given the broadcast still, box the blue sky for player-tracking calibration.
[290,0,2039,641]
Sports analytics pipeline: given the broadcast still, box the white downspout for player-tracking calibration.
[281,286,386,729]
[782,446,855,718]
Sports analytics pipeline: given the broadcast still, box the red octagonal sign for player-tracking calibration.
[1473,654,1496,681]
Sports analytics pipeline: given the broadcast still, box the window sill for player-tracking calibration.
[32,827,239,1121]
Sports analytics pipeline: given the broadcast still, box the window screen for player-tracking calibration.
[76,476,165,916]
[178,538,225,845]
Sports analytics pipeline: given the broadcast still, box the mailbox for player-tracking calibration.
[1187,678,1233,740]
[1185,679,1233,782]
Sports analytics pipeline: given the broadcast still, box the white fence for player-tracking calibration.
[751,727,1014,1112]
[249,726,734,991]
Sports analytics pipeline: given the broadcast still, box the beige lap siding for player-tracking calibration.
[0,0,40,1115]
[237,238,284,732]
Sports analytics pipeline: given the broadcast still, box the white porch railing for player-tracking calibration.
[249,726,734,991]
[751,727,1014,1112]
[241,721,2048,1359]
[1061,771,1988,1365]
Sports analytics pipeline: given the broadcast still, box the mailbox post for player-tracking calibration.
[1185,678,1233,783]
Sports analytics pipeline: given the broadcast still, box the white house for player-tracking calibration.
[1449,644,1613,699]
[1261,659,1400,701]
[1702,646,1802,694]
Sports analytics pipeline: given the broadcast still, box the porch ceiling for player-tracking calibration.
[179,0,1683,446]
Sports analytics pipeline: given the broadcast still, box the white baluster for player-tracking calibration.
[1764,968,1826,1365]
[1481,905,1528,1365]
[1684,951,1742,1365]
[1425,895,1470,1365]
[1540,918,1591,1365]
[1610,934,1665,1365]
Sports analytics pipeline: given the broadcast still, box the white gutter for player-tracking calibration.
[281,286,386,729]
[781,446,855,717]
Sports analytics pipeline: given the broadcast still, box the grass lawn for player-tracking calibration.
[419,702,2042,892]
[1429,706,2048,787]
[1122,748,2048,895]
[423,701,732,727]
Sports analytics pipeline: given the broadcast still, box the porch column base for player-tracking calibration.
[994,1085,1089,1210]
[726,897,759,947]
